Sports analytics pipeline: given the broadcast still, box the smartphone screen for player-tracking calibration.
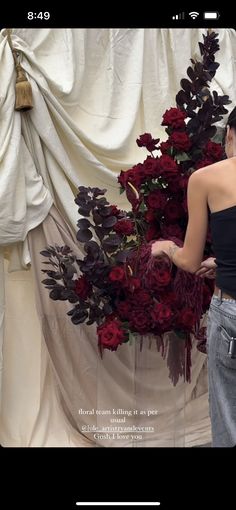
[0,8,235,510]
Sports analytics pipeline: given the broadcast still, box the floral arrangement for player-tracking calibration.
[41,32,230,385]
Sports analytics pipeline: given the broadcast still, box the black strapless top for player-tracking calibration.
[210,205,236,299]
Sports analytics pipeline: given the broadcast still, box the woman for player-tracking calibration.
[151,107,236,447]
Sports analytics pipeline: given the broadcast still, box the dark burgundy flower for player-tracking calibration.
[116,301,132,320]
[110,205,121,216]
[114,219,135,235]
[169,131,191,152]
[146,190,168,210]
[159,155,179,179]
[143,156,160,178]
[160,291,179,307]
[161,223,184,240]
[204,141,224,161]
[195,159,213,170]
[164,200,184,223]
[109,266,126,282]
[151,303,173,327]
[97,319,125,351]
[162,108,187,129]
[129,310,151,333]
[123,276,141,292]
[136,133,160,152]
[74,276,92,300]
[178,308,196,329]
[155,269,172,288]
[160,141,172,154]
[145,224,161,242]
[131,289,153,307]
[145,209,156,223]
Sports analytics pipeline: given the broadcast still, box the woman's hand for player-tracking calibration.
[195,257,217,279]
[151,240,175,258]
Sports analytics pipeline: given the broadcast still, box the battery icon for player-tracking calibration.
[203,12,220,19]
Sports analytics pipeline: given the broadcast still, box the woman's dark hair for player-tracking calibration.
[227,106,236,130]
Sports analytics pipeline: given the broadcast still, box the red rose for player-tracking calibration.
[110,205,121,216]
[145,224,161,242]
[167,177,182,193]
[146,190,167,210]
[160,291,179,307]
[164,200,184,223]
[161,223,184,240]
[145,209,156,223]
[114,219,135,235]
[159,155,179,179]
[146,265,171,290]
[179,175,189,190]
[123,276,141,292]
[116,301,132,320]
[162,108,187,129]
[169,131,191,152]
[129,310,151,333]
[151,303,173,327]
[160,141,172,154]
[178,308,196,329]
[74,276,92,300]
[204,141,223,161]
[143,156,160,178]
[144,257,172,291]
[155,269,172,288]
[109,266,126,282]
[97,319,125,351]
[136,133,160,152]
[118,165,143,190]
[195,159,213,170]
[131,289,152,307]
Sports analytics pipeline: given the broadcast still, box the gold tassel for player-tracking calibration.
[6,29,33,111]
[15,64,33,111]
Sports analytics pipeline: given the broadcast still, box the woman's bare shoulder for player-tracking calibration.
[194,157,236,178]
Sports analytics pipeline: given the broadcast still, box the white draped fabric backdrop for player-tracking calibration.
[0,28,235,446]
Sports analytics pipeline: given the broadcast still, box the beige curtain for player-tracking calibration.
[1,28,235,446]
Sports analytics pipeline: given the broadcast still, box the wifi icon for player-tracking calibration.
[189,11,199,19]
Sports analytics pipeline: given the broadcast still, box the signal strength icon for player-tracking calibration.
[172,12,185,20]
[189,11,199,19]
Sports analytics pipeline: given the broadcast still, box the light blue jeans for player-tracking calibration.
[207,290,236,447]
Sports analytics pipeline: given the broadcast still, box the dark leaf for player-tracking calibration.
[93,210,103,225]
[102,216,118,228]
[49,288,63,300]
[61,245,72,255]
[103,234,122,247]
[91,187,107,196]
[71,311,88,324]
[40,250,51,257]
[187,66,196,81]
[78,207,92,217]
[94,226,107,240]
[86,319,95,325]
[115,249,131,262]
[180,78,192,94]
[95,197,109,206]
[78,186,90,193]
[77,218,91,229]
[42,278,57,285]
[76,229,93,242]
[84,241,100,254]
[176,90,188,106]
[103,303,113,315]
[99,206,112,217]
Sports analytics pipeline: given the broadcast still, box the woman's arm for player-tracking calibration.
[151,170,209,273]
